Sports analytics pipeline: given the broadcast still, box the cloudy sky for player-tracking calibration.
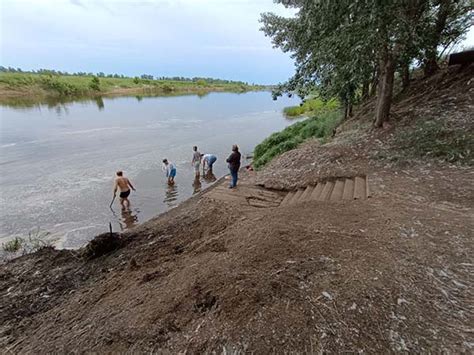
[1,1,472,84]
[0,0,297,84]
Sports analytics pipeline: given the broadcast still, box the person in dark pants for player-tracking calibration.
[226,144,241,188]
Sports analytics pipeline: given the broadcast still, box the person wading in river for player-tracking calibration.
[202,153,217,173]
[192,146,201,178]
[112,171,135,209]
[162,159,177,185]
[226,144,241,189]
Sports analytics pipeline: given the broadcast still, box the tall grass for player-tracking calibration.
[283,97,339,117]
[253,110,342,169]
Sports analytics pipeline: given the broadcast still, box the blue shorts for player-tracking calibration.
[169,168,176,178]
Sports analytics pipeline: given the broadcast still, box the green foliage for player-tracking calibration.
[0,71,263,98]
[261,1,473,124]
[2,237,24,253]
[196,79,207,86]
[40,76,79,96]
[1,229,53,256]
[283,97,339,117]
[253,111,342,169]
[162,84,174,93]
[89,76,101,91]
[395,120,473,164]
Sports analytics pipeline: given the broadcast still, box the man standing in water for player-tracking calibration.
[113,171,135,209]
[226,144,241,188]
[192,146,201,178]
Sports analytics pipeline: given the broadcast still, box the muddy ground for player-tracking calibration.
[1,65,473,353]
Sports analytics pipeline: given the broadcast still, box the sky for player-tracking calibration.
[1,1,472,84]
[0,0,296,84]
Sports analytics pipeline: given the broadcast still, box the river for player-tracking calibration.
[0,92,296,249]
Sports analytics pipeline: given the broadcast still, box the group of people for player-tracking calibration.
[112,144,242,209]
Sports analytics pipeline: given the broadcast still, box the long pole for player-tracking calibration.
[109,194,116,208]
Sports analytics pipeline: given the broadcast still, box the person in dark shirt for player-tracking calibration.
[226,144,241,188]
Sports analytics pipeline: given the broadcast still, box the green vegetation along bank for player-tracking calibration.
[283,97,339,117]
[0,71,264,100]
[253,110,342,169]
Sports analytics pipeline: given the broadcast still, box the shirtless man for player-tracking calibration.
[113,171,135,209]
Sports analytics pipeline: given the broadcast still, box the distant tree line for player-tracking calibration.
[0,66,251,86]
[261,0,473,126]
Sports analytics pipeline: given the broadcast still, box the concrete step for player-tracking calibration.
[342,178,355,200]
[280,191,295,206]
[279,175,370,207]
[310,183,324,200]
[330,179,345,201]
[354,176,367,200]
[289,189,305,205]
[318,181,334,201]
[299,185,315,202]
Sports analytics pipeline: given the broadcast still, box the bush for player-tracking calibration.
[40,76,79,96]
[196,79,207,86]
[162,84,174,93]
[253,111,342,169]
[89,76,101,91]
[283,97,339,117]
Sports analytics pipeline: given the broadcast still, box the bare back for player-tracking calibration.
[114,177,131,192]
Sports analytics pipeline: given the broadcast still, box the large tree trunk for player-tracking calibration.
[362,80,370,100]
[374,55,395,128]
[343,101,349,120]
[369,68,378,97]
[401,61,410,90]
[424,0,452,77]
[424,52,440,76]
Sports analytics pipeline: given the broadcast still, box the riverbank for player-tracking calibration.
[0,72,265,101]
[1,64,472,352]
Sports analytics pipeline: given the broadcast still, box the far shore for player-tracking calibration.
[0,72,267,103]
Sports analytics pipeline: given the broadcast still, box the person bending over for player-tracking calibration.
[162,159,177,185]
[202,153,217,172]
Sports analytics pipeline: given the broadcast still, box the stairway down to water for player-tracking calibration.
[280,176,370,206]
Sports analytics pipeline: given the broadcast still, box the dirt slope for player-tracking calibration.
[1,65,473,353]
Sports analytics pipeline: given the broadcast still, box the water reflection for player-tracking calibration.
[192,176,202,194]
[203,169,217,183]
[119,208,139,230]
[164,183,179,207]
[94,97,105,110]
[0,91,212,114]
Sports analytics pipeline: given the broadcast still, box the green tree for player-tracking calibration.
[260,0,472,128]
[420,0,472,76]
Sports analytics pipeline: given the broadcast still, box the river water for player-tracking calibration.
[0,92,296,249]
